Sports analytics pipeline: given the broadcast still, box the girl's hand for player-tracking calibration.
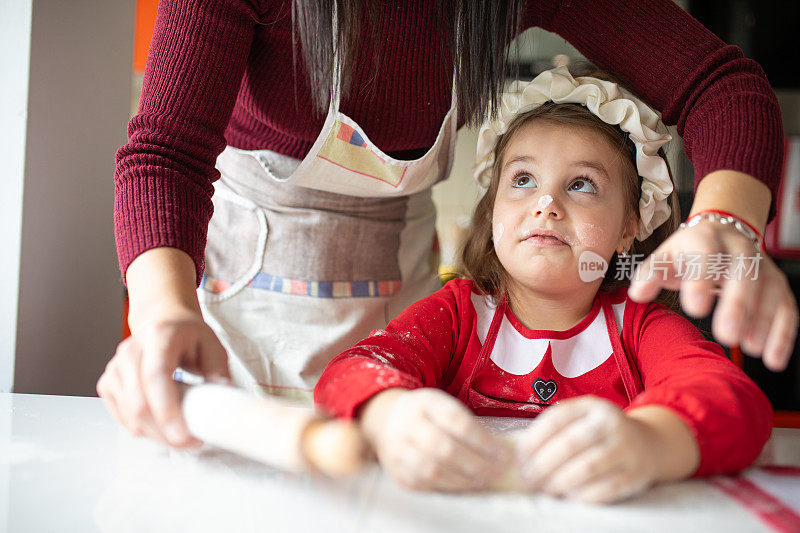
[515,397,659,504]
[361,388,508,492]
[96,309,230,449]
[629,220,798,372]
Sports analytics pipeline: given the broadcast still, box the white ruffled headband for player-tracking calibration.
[474,66,673,241]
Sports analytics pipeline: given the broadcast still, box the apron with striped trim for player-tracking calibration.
[198,68,457,402]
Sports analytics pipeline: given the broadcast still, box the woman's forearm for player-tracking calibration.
[125,247,203,333]
[690,170,773,233]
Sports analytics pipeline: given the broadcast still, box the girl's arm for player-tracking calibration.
[625,302,773,477]
[514,299,770,503]
[314,280,508,491]
[624,405,700,483]
[314,279,470,418]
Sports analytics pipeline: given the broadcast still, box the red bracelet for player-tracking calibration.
[680,209,765,252]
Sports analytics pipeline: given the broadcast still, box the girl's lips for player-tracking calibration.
[523,235,568,247]
[520,228,570,246]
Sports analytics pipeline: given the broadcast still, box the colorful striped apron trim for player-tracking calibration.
[200,273,402,298]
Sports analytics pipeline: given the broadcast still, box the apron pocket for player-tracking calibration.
[201,181,268,301]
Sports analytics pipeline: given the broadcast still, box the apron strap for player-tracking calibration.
[457,296,506,401]
[601,296,643,401]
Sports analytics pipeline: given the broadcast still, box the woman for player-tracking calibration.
[98,0,797,449]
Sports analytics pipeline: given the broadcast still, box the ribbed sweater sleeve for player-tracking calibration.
[115,0,783,287]
[114,0,263,286]
[534,0,783,215]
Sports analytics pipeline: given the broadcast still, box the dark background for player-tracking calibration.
[688,0,800,411]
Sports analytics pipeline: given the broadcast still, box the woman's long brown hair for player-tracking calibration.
[291,0,524,126]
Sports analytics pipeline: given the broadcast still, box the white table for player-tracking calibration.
[2,393,799,533]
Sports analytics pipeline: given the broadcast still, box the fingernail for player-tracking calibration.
[722,320,741,340]
[750,331,766,348]
[166,421,187,444]
[689,291,706,307]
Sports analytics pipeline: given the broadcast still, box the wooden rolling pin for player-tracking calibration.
[180,383,370,477]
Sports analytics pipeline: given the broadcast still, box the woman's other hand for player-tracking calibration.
[629,169,798,372]
[628,219,798,371]
[359,388,508,492]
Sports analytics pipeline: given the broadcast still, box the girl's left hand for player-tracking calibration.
[515,396,658,504]
[628,219,798,372]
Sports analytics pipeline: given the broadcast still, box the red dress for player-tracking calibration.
[314,278,773,477]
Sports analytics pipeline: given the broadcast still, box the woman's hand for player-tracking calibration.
[360,388,508,492]
[98,247,229,449]
[97,309,230,449]
[629,220,798,372]
[515,397,662,504]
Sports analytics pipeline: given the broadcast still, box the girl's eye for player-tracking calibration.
[511,174,536,188]
[568,178,597,193]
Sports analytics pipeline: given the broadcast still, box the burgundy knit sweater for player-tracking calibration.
[115,0,784,286]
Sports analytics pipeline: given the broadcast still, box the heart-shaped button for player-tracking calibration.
[532,378,558,402]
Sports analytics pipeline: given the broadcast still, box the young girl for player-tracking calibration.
[313,67,772,503]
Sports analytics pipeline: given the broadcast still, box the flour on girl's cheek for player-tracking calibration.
[574,222,605,248]
[493,223,504,242]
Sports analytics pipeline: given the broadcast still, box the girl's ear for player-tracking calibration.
[616,215,638,254]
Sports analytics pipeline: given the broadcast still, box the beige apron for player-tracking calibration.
[198,65,458,403]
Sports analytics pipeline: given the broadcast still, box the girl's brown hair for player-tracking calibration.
[459,94,680,308]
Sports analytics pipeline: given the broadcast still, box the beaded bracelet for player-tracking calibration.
[679,209,765,252]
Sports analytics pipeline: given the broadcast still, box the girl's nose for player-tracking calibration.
[532,193,563,219]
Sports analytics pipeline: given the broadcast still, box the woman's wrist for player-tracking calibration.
[681,210,765,252]
[690,170,772,233]
[126,247,203,332]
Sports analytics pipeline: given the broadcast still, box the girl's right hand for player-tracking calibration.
[362,388,508,492]
[96,309,230,449]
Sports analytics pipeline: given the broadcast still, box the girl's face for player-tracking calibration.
[492,121,637,295]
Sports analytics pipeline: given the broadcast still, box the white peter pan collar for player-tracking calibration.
[471,292,626,378]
